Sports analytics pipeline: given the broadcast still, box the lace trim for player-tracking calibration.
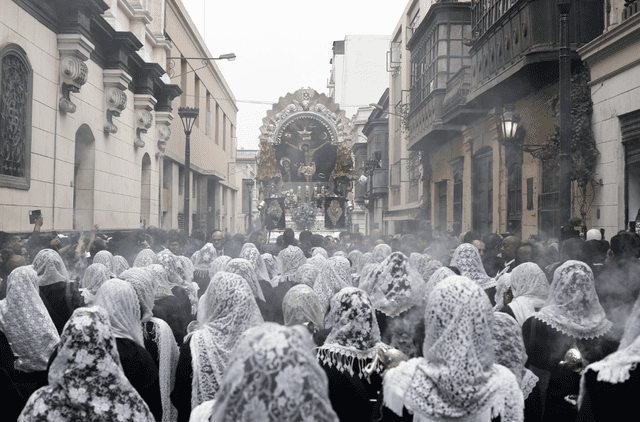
[477,277,497,291]
[316,342,389,377]
[520,368,538,400]
[533,313,612,340]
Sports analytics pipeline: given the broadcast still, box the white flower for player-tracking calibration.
[274,364,305,399]
[91,396,111,414]
[69,387,88,403]
[241,396,268,422]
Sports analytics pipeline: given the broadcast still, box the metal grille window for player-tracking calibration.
[0,44,32,189]
[437,181,448,231]
[538,161,560,239]
[507,163,522,234]
[453,178,462,234]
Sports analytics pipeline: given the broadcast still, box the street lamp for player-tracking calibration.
[558,0,572,239]
[178,106,199,235]
[167,54,237,78]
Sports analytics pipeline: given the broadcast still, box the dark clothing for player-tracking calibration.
[171,340,193,422]
[0,330,25,421]
[483,252,505,278]
[320,360,411,422]
[116,338,163,422]
[576,366,640,422]
[39,281,83,334]
[485,286,497,307]
[521,317,612,422]
[153,286,193,346]
[257,279,294,325]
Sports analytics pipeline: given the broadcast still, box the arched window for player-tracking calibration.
[0,44,32,189]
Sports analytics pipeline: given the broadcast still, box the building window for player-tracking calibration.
[453,176,462,234]
[507,163,522,234]
[538,161,560,240]
[473,148,493,233]
[0,44,33,189]
[437,181,448,231]
[206,91,211,137]
[222,114,227,151]
[215,102,220,145]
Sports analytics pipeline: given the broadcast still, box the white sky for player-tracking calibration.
[181,0,408,150]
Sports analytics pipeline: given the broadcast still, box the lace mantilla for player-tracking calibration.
[450,243,496,290]
[410,254,443,284]
[209,323,338,422]
[18,307,154,422]
[113,255,130,277]
[224,258,265,302]
[120,267,158,323]
[359,252,426,317]
[294,263,319,288]
[94,279,144,346]
[383,276,524,421]
[274,246,307,285]
[146,264,174,299]
[283,284,325,329]
[317,287,389,377]
[534,260,611,340]
[79,263,111,305]
[0,266,59,372]
[190,272,263,409]
[424,267,456,301]
[32,249,70,286]
[372,244,392,263]
[313,256,351,313]
[240,246,271,286]
[507,263,549,325]
[93,250,115,276]
[134,248,157,267]
[492,312,539,400]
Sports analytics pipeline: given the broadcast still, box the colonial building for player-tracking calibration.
[579,0,640,235]
[393,0,604,240]
[0,0,237,236]
[233,148,259,234]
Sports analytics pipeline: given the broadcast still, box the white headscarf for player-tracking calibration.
[134,248,157,267]
[0,266,59,372]
[261,253,280,279]
[534,260,611,339]
[208,323,339,422]
[224,258,265,302]
[294,263,319,288]
[579,292,640,403]
[32,248,70,286]
[120,267,158,323]
[240,246,271,286]
[273,245,307,285]
[94,279,144,346]
[317,287,389,377]
[372,243,392,263]
[190,272,263,409]
[383,276,524,422]
[492,312,539,400]
[282,284,325,329]
[360,252,427,317]
[113,255,130,277]
[93,250,115,275]
[313,256,351,313]
[507,262,550,326]
[18,307,155,422]
[80,263,111,305]
[424,266,456,301]
[146,264,174,299]
[450,243,496,290]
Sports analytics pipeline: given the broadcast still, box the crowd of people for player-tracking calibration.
[0,216,639,421]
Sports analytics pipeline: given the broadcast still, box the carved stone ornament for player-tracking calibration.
[104,87,127,134]
[157,123,171,152]
[134,109,153,148]
[57,33,93,114]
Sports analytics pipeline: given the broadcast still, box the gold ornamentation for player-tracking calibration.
[267,200,283,220]
[327,200,343,226]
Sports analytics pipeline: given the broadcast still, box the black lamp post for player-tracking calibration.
[178,106,199,236]
[558,0,572,238]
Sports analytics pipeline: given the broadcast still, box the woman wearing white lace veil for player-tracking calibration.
[311,247,329,259]
[383,276,524,422]
[348,249,364,273]
[450,243,497,305]
[359,252,426,319]
[113,255,130,277]
[190,323,338,422]
[148,263,191,347]
[423,266,456,301]
[79,262,111,305]
[170,272,263,422]
[156,250,198,316]
[31,248,82,333]
[18,307,155,422]
[272,245,307,286]
[499,262,549,326]
[282,284,325,331]
[93,249,115,275]
[209,255,231,277]
[493,272,512,312]
[492,313,539,402]
[316,287,393,421]
[577,292,640,421]
[410,254,443,284]
[94,278,163,421]
[121,267,180,422]
[313,256,352,315]
[223,258,265,302]
[295,263,319,288]
[240,245,271,286]
[0,266,59,375]
[261,252,280,279]
[373,243,393,263]
[522,260,612,422]
[134,248,158,267]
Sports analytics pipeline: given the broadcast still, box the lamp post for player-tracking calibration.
[243,179,255,233]
[178,106,199,235]
[558,0,572,239]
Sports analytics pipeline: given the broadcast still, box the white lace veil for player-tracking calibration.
[32,248,70,286]
[93,250,115,275]
[282,284,324,329]
[94,279,144,346]
[449,243,496,290]
[492,312,538,400]
[120,267,158,323]
[209,323,339,422]
[508,262,550,326]
[190,272,263,409]
[224,258,265,302]
[359,252,427,317]
[134,248,157,267]
[383,276,524,422]
[0,266,59,372]
[113,255,130,277]
[534,260,611,339]
[313,256,351,313]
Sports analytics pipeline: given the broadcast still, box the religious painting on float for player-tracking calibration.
[324,197,346,229]
[264,198,286,230]
[273,116,338,184]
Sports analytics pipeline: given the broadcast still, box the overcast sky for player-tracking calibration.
[181,0,408,150]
